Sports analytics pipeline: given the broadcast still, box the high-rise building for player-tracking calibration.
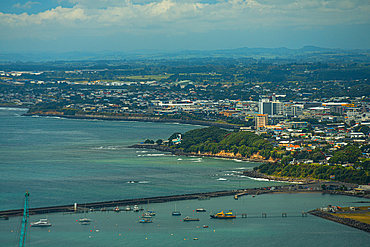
[259,95,283,116]
[255,114,268,128]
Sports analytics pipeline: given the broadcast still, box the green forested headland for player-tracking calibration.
[164,127,370,185]
[169,126,276,159]
[255,162,369,185]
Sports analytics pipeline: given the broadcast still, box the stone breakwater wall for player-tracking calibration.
[309,210,370,233]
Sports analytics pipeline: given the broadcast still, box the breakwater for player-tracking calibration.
[0,190,247,218]
[0,186,315,218]
[309,210,370,233]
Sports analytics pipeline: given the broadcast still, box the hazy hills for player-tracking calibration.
[1,46,369,63]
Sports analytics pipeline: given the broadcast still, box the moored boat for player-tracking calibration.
[124,205,132,211]
[183,216,199,221]
[30,219,52,227]
[79,217,91,223]
[210,210,236,219]
[113,206,120,212]
[172,203,181,216]
[133,205,139,212]
[139,217,153,223]
[196,208,206,212]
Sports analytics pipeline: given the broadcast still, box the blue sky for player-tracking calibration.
[0,0,369,53]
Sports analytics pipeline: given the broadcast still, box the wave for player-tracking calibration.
[92,146,125,150]
[136,150,148,153]
[126,181,151,184]
[246,177,297,183]
[143,153,165,156]
[217,178,228,181]
[0,107,28,111]
[192,159,204,163]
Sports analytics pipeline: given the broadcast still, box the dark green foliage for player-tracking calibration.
[355,125,370,134]
[255,162,370,185]
[144,139,154,144]
[172,127,273,159]
[329,145,361,164]
[178,127,229,151]
[156,139,163,145]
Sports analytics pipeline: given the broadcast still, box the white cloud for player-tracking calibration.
[1,0,370,39]
[13,1,40,9]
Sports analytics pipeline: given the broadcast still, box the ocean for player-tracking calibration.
[1,107,369,246]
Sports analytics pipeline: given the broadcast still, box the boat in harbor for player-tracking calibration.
[196,208,206,212]
[143,212,152,218]
[79,217,91,223]
[145,200,155,215]
[79,205,91,222]
[30,219,52,227]
[172,203,181,216]
[210,210,236,219]
[133,205,139,212]
[139,217,153,223]
[113,206,120,212]
[183,216,199,221]
[124,205,132,211]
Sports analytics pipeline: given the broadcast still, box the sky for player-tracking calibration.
[0,0,369,53]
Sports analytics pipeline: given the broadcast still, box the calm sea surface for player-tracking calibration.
[1,108,370,246]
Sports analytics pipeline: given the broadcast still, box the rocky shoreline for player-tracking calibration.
[242,170,317,183]
[309,210,370,233]
[128,143,271,163]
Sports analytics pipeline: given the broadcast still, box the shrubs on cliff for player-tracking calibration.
[255,162,370,185]
[172,127,273,159]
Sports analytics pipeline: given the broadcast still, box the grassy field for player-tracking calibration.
[331,206,370,224]
[123,74,172,80]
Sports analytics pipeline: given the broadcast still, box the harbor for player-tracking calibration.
[1,183,368,218]
[2,193,370,247]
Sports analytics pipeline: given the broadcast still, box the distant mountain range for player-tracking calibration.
[0,46,369,63]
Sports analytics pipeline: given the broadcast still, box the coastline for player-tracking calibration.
[22,112,240,129]
[129,143,272,163]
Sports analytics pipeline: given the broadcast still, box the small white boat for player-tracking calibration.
[113,206,120,212]
[79,217,91,223]
[172,203,181,216]
[143,212,152,218]
[133,205,139,212]
[196,208,206,212]
[30,219,52,227]
[124,205,131,211]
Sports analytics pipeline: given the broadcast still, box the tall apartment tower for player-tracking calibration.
[259,95,283,116]
[255,114,268,129]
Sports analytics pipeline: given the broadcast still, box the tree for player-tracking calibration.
[156,139,163,145]
[144,139,154,144]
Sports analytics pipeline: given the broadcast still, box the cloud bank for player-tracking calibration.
[1,0,369,51]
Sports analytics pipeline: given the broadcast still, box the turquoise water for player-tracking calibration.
[1,108,370,246]
[2,194,370,246]
[0,108,285,211]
